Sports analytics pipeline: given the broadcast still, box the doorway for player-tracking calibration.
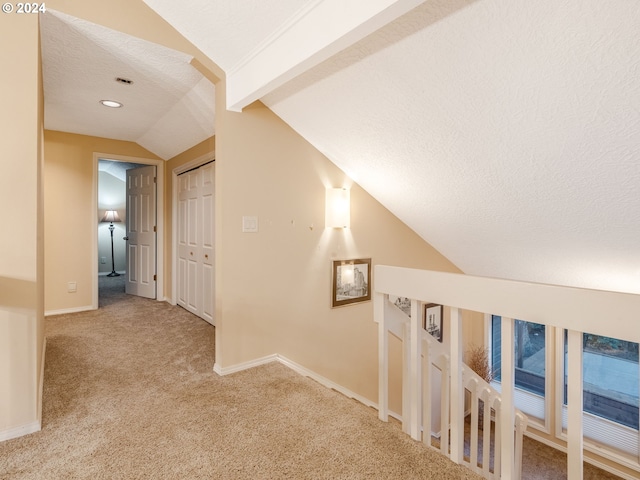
[93,153,165,309]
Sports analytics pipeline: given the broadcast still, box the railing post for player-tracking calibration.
[376,292,388,422]
[450,306,464,463]
[409,299,422,441]
[567,329,584,480]
[500,316,515,479]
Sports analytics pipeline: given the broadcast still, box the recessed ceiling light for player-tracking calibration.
[100,100,123,108]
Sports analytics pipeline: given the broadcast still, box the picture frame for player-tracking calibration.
[331,258,371,308]
[423,303,443,343]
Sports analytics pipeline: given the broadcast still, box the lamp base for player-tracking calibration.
[107,271,121,277]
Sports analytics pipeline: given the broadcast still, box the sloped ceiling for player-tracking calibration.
[50,0,640,294]
[40,9,215,160]
[141,0,640,294]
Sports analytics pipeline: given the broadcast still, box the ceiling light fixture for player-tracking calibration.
[100,100,123,108]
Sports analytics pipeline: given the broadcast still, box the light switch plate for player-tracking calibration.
[242,216,258,233]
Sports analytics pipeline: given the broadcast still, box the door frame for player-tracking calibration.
[92,152,165,309]
[170,150,214,306]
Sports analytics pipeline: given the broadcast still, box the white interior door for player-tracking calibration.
[177,162,215,325]
[125,165,157,299]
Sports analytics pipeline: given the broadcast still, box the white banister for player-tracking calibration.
[567,329,584,480]
[371,265,640,480]
[500,317,516,478]
[450,306,464,463]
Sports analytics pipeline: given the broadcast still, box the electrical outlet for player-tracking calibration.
[100,257,106,264]
[67,282,77,293]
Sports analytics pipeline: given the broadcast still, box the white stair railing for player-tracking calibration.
[374,265,640,480]
[377,295,527,479]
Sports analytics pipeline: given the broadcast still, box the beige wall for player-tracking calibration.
[0,12,44,435]
[214,83,461,405]
[44,131,160,312]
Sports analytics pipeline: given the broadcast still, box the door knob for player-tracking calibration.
[205,254,209,259]
[123,236,129,241]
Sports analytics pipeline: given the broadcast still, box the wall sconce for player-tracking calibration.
[325,188,350,228]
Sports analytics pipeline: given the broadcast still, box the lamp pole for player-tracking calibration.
[107,221,120,277]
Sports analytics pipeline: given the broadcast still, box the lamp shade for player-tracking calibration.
[325,188,350,228]
[100,210,121,223]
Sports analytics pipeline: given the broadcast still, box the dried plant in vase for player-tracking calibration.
[466,344,493,431]
[466,344,493,383]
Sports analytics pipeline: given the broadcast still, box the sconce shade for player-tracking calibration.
[100,210,121,223]
[325,188,350,228]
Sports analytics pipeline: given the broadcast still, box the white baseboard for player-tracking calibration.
[45,305,95,316]
[213,354,279,376]
[212,354,403,422]
[38,338,46,423]
[0,421,41,443]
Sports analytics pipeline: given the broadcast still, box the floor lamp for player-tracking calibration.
[100,210,122,277]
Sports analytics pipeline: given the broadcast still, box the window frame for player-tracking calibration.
[554,328,639,460]
[485,314,551,433]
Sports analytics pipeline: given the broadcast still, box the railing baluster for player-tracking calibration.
[567,329,584,480]
[422,337,432,446]
[469,378,479,471]
[402,320,411,435]
[441,355,450,456]
[481,390,491,476]
[376,292,388,422]
[409,299,422,441]
[500,317,515,478]
[450,307,464,463]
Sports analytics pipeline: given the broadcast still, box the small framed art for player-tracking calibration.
[423,303,443,342]
[331,258,371,307]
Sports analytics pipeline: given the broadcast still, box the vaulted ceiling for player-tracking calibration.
[41,0,640,294]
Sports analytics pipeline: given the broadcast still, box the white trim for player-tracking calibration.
[226,0,426,111]
[171,151,214,306]
[36,337,46,424]
[213,354,279,376]
[0,421,41,443]
[278,355,378,410]
[45,305,95,316]
[93,153,165,308]
[213,354,379,411]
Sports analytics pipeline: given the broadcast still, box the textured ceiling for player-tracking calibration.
[52,0,640,294]
[40,9,215,160]
[140,0,640,294]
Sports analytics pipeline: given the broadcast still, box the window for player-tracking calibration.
[491,316,546,396]
[563,332,639,430]
[491,316,547,421]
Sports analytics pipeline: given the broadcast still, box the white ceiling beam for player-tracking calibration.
[226,0,426,112]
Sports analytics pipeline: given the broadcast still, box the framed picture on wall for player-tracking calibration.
[423,303,443,342]
[331,258,371,308]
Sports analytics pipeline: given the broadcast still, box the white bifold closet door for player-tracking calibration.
[177,162,215,325]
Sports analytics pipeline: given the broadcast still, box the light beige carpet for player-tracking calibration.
[0,277,482,479]
[0,277,626,479]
